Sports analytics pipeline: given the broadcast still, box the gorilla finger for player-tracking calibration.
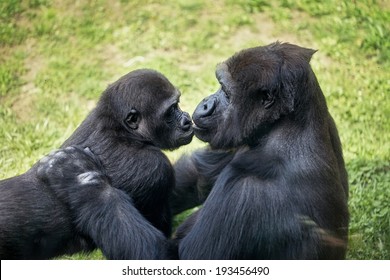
[77,171,105,186]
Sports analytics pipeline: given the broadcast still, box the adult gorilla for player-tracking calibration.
[0,69,193,259]
[172,42,349,259]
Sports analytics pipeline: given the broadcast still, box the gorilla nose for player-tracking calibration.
[198,97,216,117]
[181,114,192,131]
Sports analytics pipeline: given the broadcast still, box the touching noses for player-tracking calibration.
[181,113,192,131]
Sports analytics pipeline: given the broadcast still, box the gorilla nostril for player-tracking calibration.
[181,116,192,131]
[200,98,216,117]
[192,95,217,121]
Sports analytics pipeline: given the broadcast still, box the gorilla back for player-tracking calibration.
[0,173,79,259]
[0,69,193,259]
[174,42,349,259]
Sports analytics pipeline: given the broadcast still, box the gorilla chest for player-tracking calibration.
[102,149,173,200]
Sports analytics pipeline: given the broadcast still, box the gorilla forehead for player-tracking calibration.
[223,45,281,91]
[227,45,280,69]
[103,69,179,117]
[116,69,176,99]
[221,42,316,95]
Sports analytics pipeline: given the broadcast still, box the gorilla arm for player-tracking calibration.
[170,148,234,215]
[36,147,170,260]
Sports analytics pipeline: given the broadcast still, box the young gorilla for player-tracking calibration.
[171,42,349,259]
[0,69,193,260]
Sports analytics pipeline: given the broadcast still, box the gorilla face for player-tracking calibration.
[192,43,316,149]
[101,69,194,150]
[153,90,194,149]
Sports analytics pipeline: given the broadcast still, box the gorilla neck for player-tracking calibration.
[293,72,330,126]
[61,112,165,191]
[62,109,150,148]
[264,108,334,163]
[60,110,161,182]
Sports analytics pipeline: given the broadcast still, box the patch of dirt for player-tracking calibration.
[228,12,307,48]
[11,38,45,122]
[11,92,37,122]
[228,11,333,69]
[378,0,389,9]
[23,39,46,81]
[229,13,280,48]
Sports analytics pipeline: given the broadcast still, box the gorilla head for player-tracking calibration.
[192,42,317,149]
[93,69,193,150]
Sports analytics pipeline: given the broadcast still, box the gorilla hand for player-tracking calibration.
[36,146,109,210]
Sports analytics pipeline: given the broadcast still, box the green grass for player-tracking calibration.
[0,0,388,259]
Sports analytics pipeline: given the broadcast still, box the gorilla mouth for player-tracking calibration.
[192,123,206,131]
[192,119,209,131]
[193,123,208,135]
[192,123,213,143]
[178,129,194,145]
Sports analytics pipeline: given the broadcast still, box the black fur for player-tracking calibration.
[0,69,193,259]
[172,42,349,259]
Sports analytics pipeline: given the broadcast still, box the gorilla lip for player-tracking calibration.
[182,128,195,138]
[179,130,195,145]
[192,123,211,142]
[192,124,208,137]
[192,122,207,131]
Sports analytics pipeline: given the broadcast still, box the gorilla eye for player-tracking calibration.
[170,103,178,114]
[224,90,230,100]
[166,103,178,121]
[221,86,230,100]
[127,113,138,123]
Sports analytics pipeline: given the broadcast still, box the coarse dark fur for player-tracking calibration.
[0,69,193,259]
[171,42,349,259]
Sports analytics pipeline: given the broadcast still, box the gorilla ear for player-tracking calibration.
[279,43,317,63]
[260,90,275,109]
[124,109,140,130]
[301,47,317,63]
